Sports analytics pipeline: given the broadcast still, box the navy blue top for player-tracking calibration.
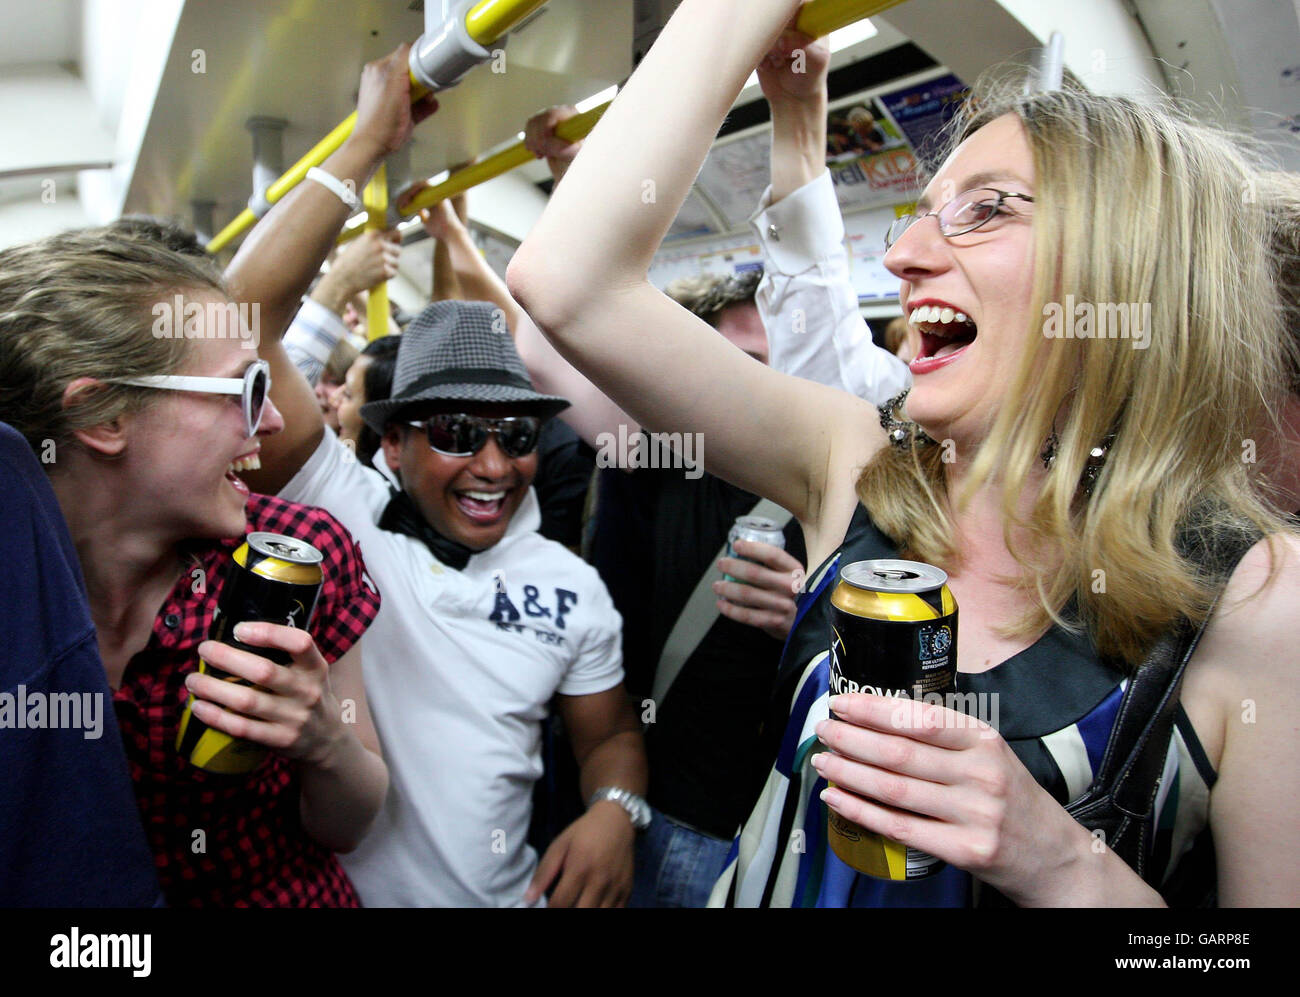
[0,422,161,906]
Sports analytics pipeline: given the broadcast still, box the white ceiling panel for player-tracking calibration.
[123,0,632,229]
[0,64,114,177]
[0,0,80,67]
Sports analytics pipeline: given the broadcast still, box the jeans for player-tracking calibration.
[629,807,732,908]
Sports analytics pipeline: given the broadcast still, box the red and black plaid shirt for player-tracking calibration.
[113,493,381,907]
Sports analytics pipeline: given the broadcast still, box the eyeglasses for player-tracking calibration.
[408,413,542,458]
[109,359,270,438]
[885,187,1034,250]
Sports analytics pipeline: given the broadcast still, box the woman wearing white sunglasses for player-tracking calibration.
[0,44,426,906]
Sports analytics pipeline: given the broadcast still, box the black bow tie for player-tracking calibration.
[377,488,476,571]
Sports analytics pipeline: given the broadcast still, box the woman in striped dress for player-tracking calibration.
[507,0,1300,905]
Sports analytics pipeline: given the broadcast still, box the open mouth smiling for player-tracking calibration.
[909,302,978,361]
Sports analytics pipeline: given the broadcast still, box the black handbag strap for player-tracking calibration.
[1094,610,1210,819]
[1064,528,1257,882]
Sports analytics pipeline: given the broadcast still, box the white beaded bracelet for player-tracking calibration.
[305,166,361,212]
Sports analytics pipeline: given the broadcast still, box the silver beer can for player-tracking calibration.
[724,515,785,581]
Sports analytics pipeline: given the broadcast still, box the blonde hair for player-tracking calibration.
[858,81,1294,666]
[0,226,226,457]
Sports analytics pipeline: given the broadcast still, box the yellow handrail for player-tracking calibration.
[337,101,607,244]
[363,163,390,341]
[465,0,548,42]
[796,0,905,39]
[336,0,907,244]
[205,0,551,254]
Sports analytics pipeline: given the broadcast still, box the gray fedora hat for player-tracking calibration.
[360,300,568,433]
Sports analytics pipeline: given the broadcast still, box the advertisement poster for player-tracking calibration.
[824,94,919,210]
[878,72,969,165]
[692,131,772,234]
[691,94,925,226]
[649,231,764,288]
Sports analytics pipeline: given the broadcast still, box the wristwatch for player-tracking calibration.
[588,786,652,831]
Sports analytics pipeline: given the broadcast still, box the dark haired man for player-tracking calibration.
[235,152,646,905]
[271,303,644,906]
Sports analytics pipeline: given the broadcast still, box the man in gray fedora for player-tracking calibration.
[247,298,647,907]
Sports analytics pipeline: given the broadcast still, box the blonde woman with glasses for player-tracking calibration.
[508,0,1300,906]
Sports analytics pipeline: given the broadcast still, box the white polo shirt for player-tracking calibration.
[280,428,623,907]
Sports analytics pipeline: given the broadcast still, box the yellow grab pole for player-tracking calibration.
[336,0,903,245]
[337,102,608,245]
[363,163,390,341]
[795,0,907,39]
[465,0,548,43]
[206,0,552,255]
[207,96,414,255]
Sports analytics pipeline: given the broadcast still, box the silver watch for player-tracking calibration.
[588,786,652,831]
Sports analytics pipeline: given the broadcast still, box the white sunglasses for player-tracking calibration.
[109,359,271,438]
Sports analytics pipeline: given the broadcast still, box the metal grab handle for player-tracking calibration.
[205,0,551,254]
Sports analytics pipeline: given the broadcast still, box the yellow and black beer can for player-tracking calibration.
[176,532,323,774]
[826,558,957,881]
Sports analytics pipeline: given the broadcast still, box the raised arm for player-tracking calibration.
[524,103,582,185]
[754,29,911,403]
[763,28,827,203]
[416,198,524,327]
[311,230,402,324]
[284,230,400,386]
[227,44,431,343]
[231,45,434,496]
[507,0,880,559]
[431,193,469,302]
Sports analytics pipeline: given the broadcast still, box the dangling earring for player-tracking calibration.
[1040,429,1060,469]
[1080,433,1116,496]
[1041,425,1116,495]
[878,390,935,451]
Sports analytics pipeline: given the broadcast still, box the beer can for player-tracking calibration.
[723,515,785,582]
[825,558,958,881]
[176,532,324,774]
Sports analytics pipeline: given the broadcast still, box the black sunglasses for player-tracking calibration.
[408,413,542,458]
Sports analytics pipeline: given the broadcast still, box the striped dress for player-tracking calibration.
[711,505,1220,907]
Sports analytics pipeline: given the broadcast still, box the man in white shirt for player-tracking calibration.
[271,300,647,907]
[229,45,646,906]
